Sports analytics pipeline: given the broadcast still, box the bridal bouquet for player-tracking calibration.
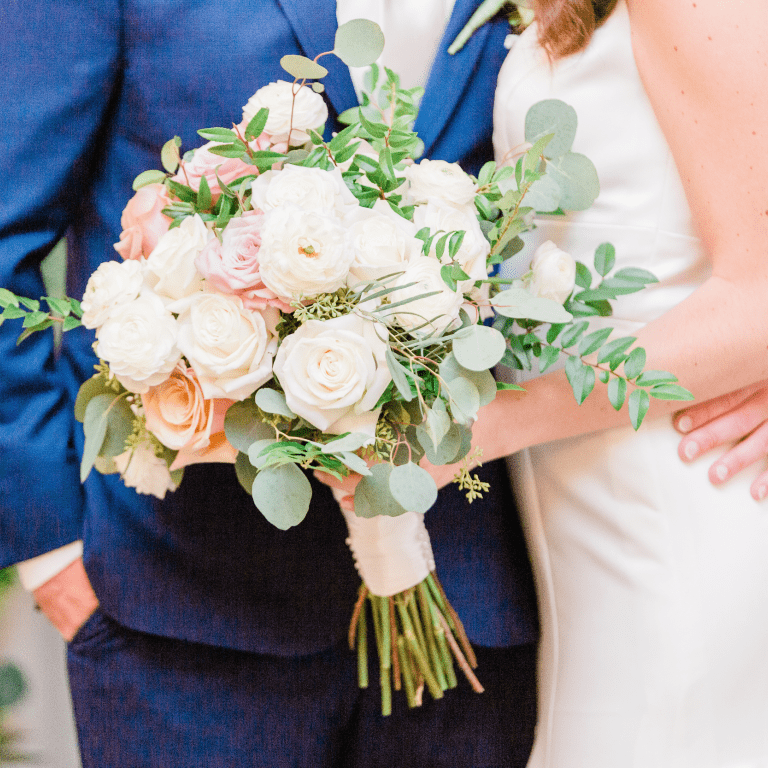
[0,20,691,715]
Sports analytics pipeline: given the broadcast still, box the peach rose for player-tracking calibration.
[195,210,293,313]
[114,183,172,261]
[142,362,236,463]
[173,135,271,201]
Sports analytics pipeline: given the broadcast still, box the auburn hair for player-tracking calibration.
[534,0,620,59]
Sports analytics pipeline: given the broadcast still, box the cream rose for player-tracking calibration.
[404,159,477,206]
[176,291,278,400]
[257,206,355,301]
[527,240,576,303]
[251,165,357,217]
[346,203,422,284]
[95,292,181,393]
[413,197,490,285]
[385,256,464,335]
[114,442,177,499]
[145,214,211,303]
[242,80,328,146]
[81,259,144,329]
[273,314,391,437]
[113,183,172,261]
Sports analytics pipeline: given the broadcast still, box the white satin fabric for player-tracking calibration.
[494,4,768,766]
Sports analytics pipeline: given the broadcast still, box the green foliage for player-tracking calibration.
[280,54,328,80]
[251,463,312,529]
[334,19,385,68]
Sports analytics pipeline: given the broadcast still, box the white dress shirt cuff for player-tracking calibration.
[16,541,84,592]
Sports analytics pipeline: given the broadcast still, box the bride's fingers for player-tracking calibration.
[701,423,768,496]
[674,381,767,434]
[677,388,768,463]
[314,469,361,495]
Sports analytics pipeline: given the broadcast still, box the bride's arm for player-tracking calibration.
[427,0,768,487]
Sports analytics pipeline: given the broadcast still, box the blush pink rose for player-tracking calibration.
[195,210,293,313]
[141,362,236,465]
[114,183,172,261]
[174,135,272,201]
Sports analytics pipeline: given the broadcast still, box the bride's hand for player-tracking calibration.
[674,381,768,500]
[314,469,360,512]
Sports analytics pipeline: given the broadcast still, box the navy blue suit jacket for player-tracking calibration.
[0,0,537,655]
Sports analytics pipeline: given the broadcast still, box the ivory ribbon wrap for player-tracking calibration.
[339,498,436,597]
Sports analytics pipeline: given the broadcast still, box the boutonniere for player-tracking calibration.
[448,1,534,55]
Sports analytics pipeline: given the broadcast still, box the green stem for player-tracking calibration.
[357,600,369,689]
[417,583,448,691]
[395,595,443,701]
[396,636,417,708]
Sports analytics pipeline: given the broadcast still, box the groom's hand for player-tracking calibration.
[674,381,768,500]
[33,557,99,642]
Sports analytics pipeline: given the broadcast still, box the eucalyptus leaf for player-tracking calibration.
[446,376,480,424]
[338,451,373,476]
[417,421,462,466]
[248,439,279,470]
[594,243,616,277]
[492,288,573,324]
[546,152,600,211]
[99,396,135,458]
[75,375,118,422]
[421,405,451,452]
[385,349,415,401]
[355,463,408,518]
[440,353,497,407]
[280,54,328,80]
[251,463,312,530]
[224,399,274,452]
[334,19,386,68]
[254,388,297,419]
[524,99,577,159]
[132,169,166,191]
[389,462,438,514]
[452,324,506,371]
[235,452,258,494]
[160,136,182,173]
[81,394,113,481]
[522,174,562,213]
[321,432,371,454]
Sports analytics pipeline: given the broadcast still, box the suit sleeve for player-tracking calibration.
[0,0,122,567]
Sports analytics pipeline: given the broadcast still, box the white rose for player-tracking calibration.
[273,314,391,437]
[81,259,144,329]
[114,443,177,499]
[258,206,355,301]
[527,240,576,304]
[346,203,422,284]
[176,291,278,400]
[251,165,357,217]
[404,159,477,206]
[145,214,211,302]
[413,198,490,284]
[242,80,328,146]
[385,256,464,335]
[95,292,181,393]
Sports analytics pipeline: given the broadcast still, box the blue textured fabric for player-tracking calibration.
[0,0,536,659]
[68,610,537,768]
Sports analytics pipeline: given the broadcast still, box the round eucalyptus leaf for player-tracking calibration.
[247,439,278,470]
[0,663,27,708]
[75,375,117,423]
[446,377,480,425]
[280,54,328,80]
[311,82,325,93]
[251,463,312,530]
[255,388,296,419]
[524,99,577,159]
[235,451,258,494]
[417,421,462,466]
[440,354,497,407]
[420,405,451,452]
[389,462,438,514]
[338,451,372,476]
[132,169,167,191]
[546,152,600,211]
[492,288,573,323]
[446,422,474,464]
[224,399,274,453]
[334,19,385,68]
[452,325,506,371]
[100,396,136,457]
[354,463,408,518]
[523,174,562,213]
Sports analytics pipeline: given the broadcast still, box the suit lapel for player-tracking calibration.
[414,0,493,157]
[274,0,359,118]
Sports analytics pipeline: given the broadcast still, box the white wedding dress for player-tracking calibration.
[493,3,768,767]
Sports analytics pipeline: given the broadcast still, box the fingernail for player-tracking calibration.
[677,416,693,433]
[714,464,728,482]
[683,441,699,460]
[757,485,767,501]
